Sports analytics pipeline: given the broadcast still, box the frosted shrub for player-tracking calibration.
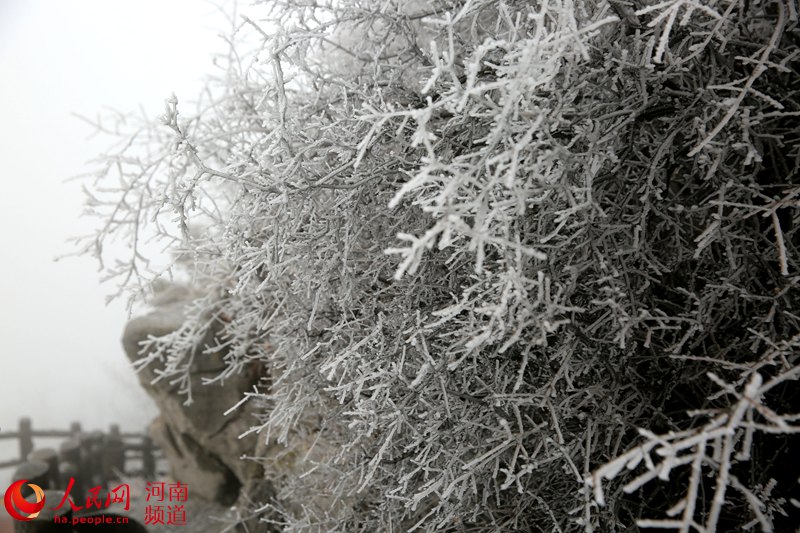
[78,0,799,530]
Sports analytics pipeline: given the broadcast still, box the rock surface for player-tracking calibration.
[122,284,262,506]
[121,283,345,529]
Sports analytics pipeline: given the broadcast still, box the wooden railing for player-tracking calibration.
[0,417,160,532]
[0,417,161,480]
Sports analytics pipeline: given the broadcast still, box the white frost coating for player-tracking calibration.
[409,362,431,389]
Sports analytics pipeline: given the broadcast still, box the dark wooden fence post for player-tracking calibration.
[103,424,126,482]
[28,448,59,489]
[11,461,51,495]
[19,417,33,461]
[85,430,106,487]
[141,436,155,480]
[13,489,73,532]
[58,439,85,503]
[58,439,81,471]
[59,462,78,493]
[76,432,93,492]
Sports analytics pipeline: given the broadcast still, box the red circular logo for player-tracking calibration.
[3,480,45,521]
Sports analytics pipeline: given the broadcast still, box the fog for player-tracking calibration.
[0,0,235,486]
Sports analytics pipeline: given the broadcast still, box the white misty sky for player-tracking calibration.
[0,0,242,473]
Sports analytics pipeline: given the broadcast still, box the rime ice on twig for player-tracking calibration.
[78,1,799,531]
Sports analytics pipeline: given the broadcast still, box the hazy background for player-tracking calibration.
[0,0,241,487]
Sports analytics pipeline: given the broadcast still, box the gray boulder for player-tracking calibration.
[122,284,262,505]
